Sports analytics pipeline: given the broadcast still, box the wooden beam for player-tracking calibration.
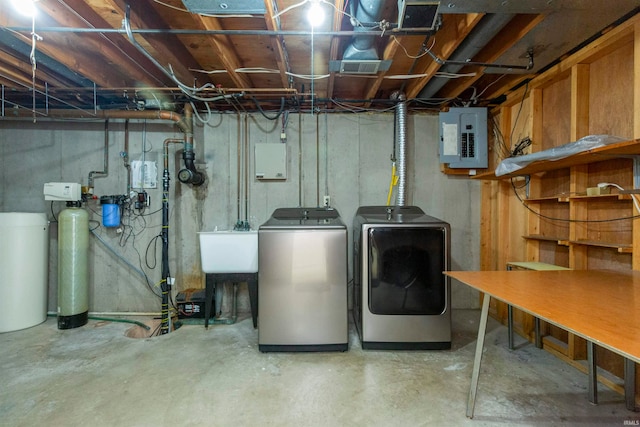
[531,13,639,91]
[325,0,345,100]
[0,61,38,89]
[635,19,640,140]
[526,89,543,262]
[190,14,253,88]
[571,63,590,140]
[436,14,543,102]
[0,3,142,88]
[633,19,640,272]
[0,47,79,89]
[93,0,200,84]
[404,13,484,99]
[363,36,401,102]
[264,0,291,89]
[37,0,168,86]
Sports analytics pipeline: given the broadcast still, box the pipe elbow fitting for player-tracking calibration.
[179,151,205,186]
[177,168,205,186]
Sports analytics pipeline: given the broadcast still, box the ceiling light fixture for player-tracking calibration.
[12,0,37,17]
[307,0,324,27]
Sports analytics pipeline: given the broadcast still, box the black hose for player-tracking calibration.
[252,96,286,120]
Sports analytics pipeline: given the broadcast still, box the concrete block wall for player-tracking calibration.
[0,111,481,314]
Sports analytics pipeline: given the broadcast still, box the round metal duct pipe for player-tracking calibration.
[391,91,407,207]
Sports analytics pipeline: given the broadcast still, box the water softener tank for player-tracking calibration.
[58,201,89,329]
[100,195,120,228]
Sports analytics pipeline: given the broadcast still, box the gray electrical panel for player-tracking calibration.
[255,143,287,180]
[439,107,488,169]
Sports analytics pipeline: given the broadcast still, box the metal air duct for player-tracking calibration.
[391,91,407,207]
[342,0,385,61]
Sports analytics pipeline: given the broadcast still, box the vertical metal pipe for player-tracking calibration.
[244,114,249,226]
[316,113,320,207]
[161,138,183,335]
[237,113,242,224]
[88,120,110,191]
[324,112,329,197]
[624,358,637,410]
[392,91,407,206]
[587,341,598,404]
[299,113,303,206]
[123,120,131,194]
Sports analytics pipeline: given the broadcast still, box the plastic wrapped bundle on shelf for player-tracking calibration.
[495,135,627,176]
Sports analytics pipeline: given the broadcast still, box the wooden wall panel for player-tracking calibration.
[541,78,571,148]
[508,95,532,151]
[589,41,634,138]
[481,12,640,401]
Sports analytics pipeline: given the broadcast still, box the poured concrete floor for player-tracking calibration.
[0,310,637,426]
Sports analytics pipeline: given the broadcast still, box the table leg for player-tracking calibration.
[247,277,258,328]
[204,274,214,329]
[587,341,598,404]
[625,358,637,411]
[467,294,491,419]
[507,305,514,350]
[534,318,542,349]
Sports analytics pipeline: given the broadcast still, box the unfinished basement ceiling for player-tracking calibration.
[0,0,637,114]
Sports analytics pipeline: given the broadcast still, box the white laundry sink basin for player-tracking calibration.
[198,230,258,273]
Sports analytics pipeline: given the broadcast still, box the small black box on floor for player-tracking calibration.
[176,288,212,319]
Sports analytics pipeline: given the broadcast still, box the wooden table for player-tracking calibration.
[445,269,640,418]
[505,262,570,349]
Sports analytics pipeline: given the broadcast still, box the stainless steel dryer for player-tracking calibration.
[258,207,348,352]
[353,206,451,350]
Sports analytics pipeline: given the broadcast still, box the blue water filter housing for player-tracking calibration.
[100,195,121,227]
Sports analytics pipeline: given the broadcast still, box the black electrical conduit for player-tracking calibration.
[425,48,534,71]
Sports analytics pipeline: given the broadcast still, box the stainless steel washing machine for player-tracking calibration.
[258,207,348,352]
[353,206,451,350]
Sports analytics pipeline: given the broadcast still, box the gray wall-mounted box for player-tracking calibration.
[255,143,287,180]
[439,107,488,169]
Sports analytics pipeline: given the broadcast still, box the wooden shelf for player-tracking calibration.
[568,194,632,201]
[474,139,640,180]
[523,234,568,244]
[525,196,570,203]
[568,239,633,253]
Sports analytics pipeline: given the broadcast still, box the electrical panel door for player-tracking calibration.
[439,107,488,169]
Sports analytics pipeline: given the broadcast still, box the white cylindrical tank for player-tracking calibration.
[57,203,89,329]
[0,212,49,333]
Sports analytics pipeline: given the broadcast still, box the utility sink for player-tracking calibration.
[198,230,258,273]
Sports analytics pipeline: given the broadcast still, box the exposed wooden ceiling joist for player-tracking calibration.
[0,0,635,112]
